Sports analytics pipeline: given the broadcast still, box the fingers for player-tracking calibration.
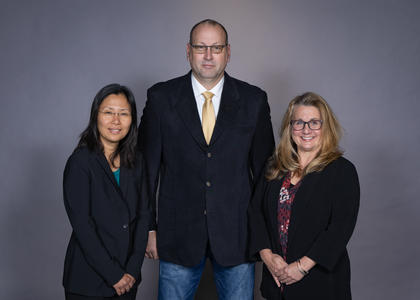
[272,269,294,287]
[272,264,287,277]
[271,273,281,288]
[126,273,136,284]
[269,263,285,287]
[123,284,130,294]
[114,285,126,296]
[277,272,288,284]
[282,277,295,285]
[267,257,287,287]
[122,274,135,291]
[273,256,288,270]
[113,282,127,296]
[145,248,159,259]
[265,254,304,288]
[145,249,157,259]
[278,275,294,286]
[126,273,136,290]
[113,274,136,296]
[277,264,304,286]
[145,231,159,260]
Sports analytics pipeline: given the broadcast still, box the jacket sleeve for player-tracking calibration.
[63,154,125,286]
[249,91,275,184]
[137,88,162,231]
[125,155,152,281]
[248,171,272,260]
[306,160,360,271]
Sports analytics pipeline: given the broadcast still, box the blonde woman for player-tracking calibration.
[248,92,359,300]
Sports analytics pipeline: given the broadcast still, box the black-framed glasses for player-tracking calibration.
[290,119,323,130]
[189,44,227,54]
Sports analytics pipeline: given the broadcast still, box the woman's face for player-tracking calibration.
[97,93,132,149]
[291,105,323,155]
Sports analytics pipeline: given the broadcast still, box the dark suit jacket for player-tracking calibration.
[138,72,274,267]
[62,147,150,297]
[248,157,360,300]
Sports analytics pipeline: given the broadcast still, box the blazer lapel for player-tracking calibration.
[94,153,125,200]
[209,73,240,146]
[174,73,208,150]
[119,167,129,200]
[119,166,136,218]
[287,173,318,251]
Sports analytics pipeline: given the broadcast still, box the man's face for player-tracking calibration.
[187,23,230,89]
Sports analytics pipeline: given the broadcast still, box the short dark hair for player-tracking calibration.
[77,83,138,168]
[189,19,229,45]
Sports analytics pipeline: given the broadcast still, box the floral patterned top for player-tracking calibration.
[277,172,301,260]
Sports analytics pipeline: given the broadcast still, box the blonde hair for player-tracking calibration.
[266,92,343,180]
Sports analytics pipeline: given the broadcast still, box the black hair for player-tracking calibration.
[77,83,138,168]
[189,19,229,45]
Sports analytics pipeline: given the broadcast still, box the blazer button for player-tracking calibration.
[206,181,211,187]
[122,224,128,229]
[207,152,212,158]
[204,209,207,215]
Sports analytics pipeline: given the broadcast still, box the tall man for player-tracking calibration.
[138,19,274,299]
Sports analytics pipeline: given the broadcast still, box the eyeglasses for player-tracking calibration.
[99,111,131,120]
[290,119,323,130]
[189,44,227,54]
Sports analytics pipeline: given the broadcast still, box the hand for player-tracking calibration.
[277,261,304,285]
[278,257,315,286]
[260,249,288,287]
[113,273,136,296]
[145,231,159,259]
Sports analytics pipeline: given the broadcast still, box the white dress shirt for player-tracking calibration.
[191,73,224,123]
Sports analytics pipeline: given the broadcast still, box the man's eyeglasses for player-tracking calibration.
[290,119,323,130]
[190,44,227,54]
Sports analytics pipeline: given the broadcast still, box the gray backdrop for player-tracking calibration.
[1,0,419,299]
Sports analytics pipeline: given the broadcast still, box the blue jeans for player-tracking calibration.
[158,258,255,300]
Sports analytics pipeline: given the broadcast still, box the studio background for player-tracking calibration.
[1,0,419,299]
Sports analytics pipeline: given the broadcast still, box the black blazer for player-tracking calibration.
[62,147,150,297]
[248,157,360,300]
[138,72,274,267]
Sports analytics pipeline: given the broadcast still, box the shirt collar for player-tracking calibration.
[191,73,225,100]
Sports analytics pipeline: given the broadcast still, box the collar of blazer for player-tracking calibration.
[94,152,130,203]
[286,172,320,253]
[268,171,320,257]
[173,71,241,149]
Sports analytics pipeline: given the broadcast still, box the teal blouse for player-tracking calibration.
[113,168,120,186]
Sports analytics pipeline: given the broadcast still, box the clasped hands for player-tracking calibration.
[113,273,136,296]
[260,249,312,287]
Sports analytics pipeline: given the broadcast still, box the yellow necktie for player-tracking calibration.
[202,91,215,145]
